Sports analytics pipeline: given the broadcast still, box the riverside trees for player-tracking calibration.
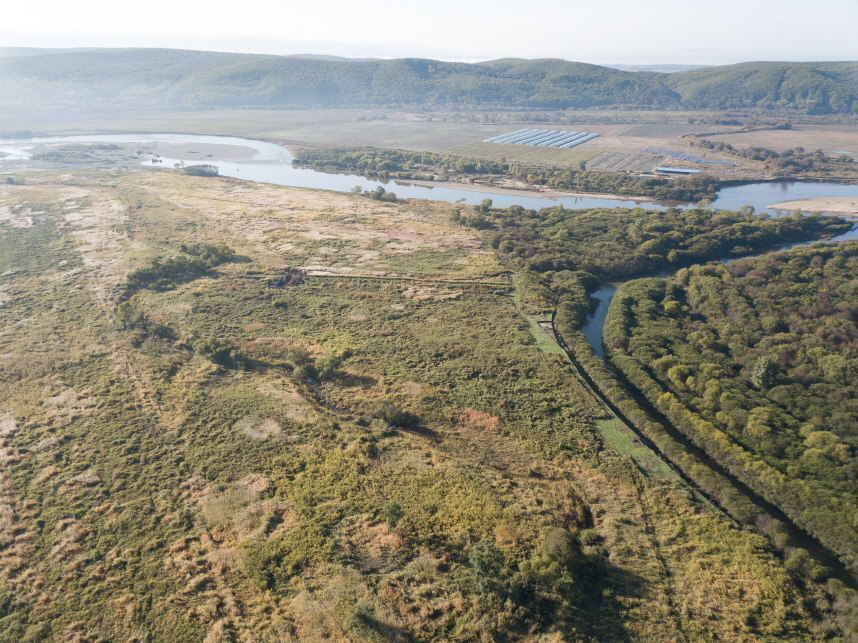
[603,242,858,570]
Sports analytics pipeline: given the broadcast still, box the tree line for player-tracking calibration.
[294,146,721,202]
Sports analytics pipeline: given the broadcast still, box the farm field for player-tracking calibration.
[584,130,767,179]
[705,124,858,157]
[4,108,853,185]
[586,152,664,173]
[448,141,601,166]
[0,166,834,641]
[0,109,509,153]
[0,108,740,156]
[615,124,738,137]
[266,119,516,152]
[585,131,737,159]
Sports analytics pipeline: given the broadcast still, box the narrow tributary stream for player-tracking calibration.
[581,225,858,358]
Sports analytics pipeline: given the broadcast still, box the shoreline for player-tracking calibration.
[769,196,858,217]
[401,178,653,202]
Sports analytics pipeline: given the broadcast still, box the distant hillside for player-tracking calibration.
[0,47,98,58]
[665,61,858,113]
[0,48,855,114]
[606,64,711,73]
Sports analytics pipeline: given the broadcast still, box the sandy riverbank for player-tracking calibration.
[403,179,652,202]
[769,197,858,217]
[145,142,259,161]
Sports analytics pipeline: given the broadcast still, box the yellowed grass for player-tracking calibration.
[450,141,600,166]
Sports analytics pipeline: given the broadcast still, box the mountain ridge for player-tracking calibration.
[0,48,855,114]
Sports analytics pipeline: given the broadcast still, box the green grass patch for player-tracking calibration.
[527,319,566,356]
[450,141,600,166]
[594,418,679,481]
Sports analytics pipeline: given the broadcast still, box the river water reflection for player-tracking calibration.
[3,132,858,214]
[4,132,858,357]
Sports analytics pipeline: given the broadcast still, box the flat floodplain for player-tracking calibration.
[709,124,858,156]
[0,167,830,641]
[449,141,601,166]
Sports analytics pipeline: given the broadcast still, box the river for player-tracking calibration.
[3,132,858,214]
[4,132,858,354]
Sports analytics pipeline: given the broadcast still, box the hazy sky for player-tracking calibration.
[1,0,856,64]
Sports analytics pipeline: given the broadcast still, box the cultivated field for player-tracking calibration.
[615,124,738,137]
[708,124,858,156]
[0,109,514,153]
[586,152,664,173]
[449,141,600,166]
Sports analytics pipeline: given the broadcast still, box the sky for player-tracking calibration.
[1,0,856,65]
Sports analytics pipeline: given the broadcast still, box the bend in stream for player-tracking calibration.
[4,133,857,353]
[3,132,857,214]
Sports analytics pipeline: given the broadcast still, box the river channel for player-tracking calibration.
[3,132,858,213]
[4,133,858,349]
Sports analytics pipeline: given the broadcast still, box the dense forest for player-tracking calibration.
[294,146,721,201]
[665,61,858,114]
[455,201,851,331]
[0,48,856,113]
[481,203,850,280]
[602,242,858,571]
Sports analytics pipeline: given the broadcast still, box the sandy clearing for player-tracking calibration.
[713,128,858,155]
[146,142,260,161]
[148,176,487,253]
[768,197,858,217]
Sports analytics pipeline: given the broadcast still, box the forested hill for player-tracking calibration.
[0,48,855,113]
[664,61,858,113]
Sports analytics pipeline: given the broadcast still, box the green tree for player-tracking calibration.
[316,353,343,380]
[751,354,779,389]
[473,198,494,215]
[381,501,403,529]
[469,539,504,591]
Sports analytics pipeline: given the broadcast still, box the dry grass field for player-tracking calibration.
[708,125,858,156]
[448,141,601,166]
[0,166,837,641]
[0,109,514,153]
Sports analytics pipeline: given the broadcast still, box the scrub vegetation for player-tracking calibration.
[0,168,840,641]
[689,139,858,180]
[491,204,848,278]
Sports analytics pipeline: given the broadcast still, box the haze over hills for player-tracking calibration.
[0,47,856,114]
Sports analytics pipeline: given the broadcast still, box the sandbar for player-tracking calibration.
[145,142,259,161]
[769,197,858,217]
